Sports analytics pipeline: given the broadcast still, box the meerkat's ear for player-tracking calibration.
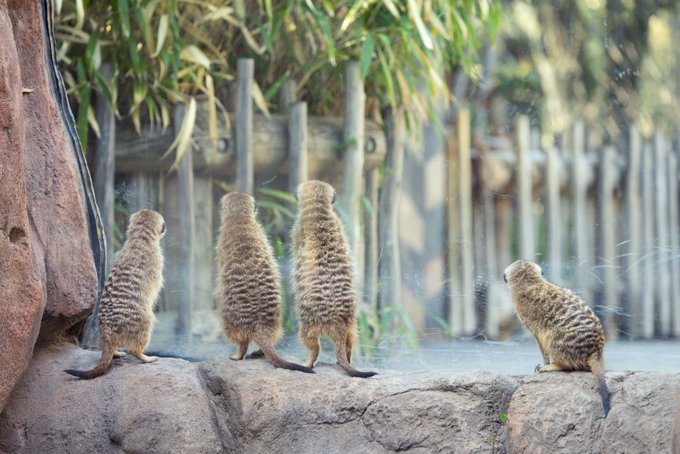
[160,220,166,235]
[332,191,337,204]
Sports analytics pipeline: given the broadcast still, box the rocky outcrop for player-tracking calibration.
[1,346,678,453]
[0,1,102,412]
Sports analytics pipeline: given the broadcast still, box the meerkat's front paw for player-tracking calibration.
[230,353,245,361]
[113,351,127,358]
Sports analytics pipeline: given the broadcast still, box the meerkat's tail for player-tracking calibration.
[588,352,610,416]
[332,333,377,378]
[254,335,315,374]
[64,347,115,380]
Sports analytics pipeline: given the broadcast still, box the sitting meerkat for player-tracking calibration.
[216,192,313,373]
[504,259,610,415]
[292,180,377,378]
[65,209,166,379]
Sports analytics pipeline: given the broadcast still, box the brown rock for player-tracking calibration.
[200,358,518,453]
[505,371,680,453]
[0,0,101,412]
[0,346,224,453]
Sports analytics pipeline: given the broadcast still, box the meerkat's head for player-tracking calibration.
[127,209,166,240]
[220,192,256,222]
[503,259,544,288]
[296,180,336,206]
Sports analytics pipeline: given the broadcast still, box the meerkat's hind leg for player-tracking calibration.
[537,363,566,373]
[302,335,320,368]
[129,347,159,363]
[345,331,353,363]
[113,350,127,358]
[230,341,249,361]
[246,349,265,358]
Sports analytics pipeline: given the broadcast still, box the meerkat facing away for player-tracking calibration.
[292,180,377,378]
[65,209,166,379]
[504,259,610,415]
[216,192,313,373]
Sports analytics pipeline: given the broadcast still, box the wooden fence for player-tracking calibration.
[92,57,680,343]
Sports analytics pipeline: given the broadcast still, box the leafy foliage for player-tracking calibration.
[55,0,500,149]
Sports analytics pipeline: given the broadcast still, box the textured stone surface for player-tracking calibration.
[0,346,224,454]
[200,358,517,453]
[0,0,99,412]
[1,346,678,454]
[505,371,680,454]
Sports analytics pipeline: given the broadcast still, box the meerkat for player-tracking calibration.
[292,180,377,378]
[65,209,166,379]
[504,259,610,416]
[216,192,313,373]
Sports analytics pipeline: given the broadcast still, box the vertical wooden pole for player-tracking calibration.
[288,102,308,196]
[175,104,194,341]
[641,140,655,337]
[364,170,379,313]
[669,144,680,337]
[654,133,671,336]
[93,63,115,275]
[339,61,366,293]
[83,64,115,346]
[625,125,642,337]
[379,106,404,310]
[457,109,475,334]
[192,176,213,312]
[447,124,461,334]
[598,145,618,338]
[516,116,534,260]
[279,79,296,111]
[287,100,307,327]
[236,58,254,194]
[544,143,562,282]
[479,163,498,337]
[571,122,591,303]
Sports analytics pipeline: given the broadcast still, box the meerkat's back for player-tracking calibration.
[292,180,376,378]
[216,191,313,373]
[65,209,166,379]
[504,259,610,415]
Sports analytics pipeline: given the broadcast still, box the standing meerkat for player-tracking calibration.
[216,192,313,373]
[504,259,610,415]
[292,180,377,378]
[65,209,165,379]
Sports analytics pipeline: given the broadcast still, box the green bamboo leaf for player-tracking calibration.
[179,45,211,69]
[257,187,297,203]
[75,0,84,30]
[406,0,433,50]
[251,80,271,117]
[359,34,375,79]
[117,0,131,39]
[152,14,168,57]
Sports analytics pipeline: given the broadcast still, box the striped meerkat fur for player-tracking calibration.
[216,192,313,373]
[65,209,165,379]
[292,180,377,378]
[504,259,610,416]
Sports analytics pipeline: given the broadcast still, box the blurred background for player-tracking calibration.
[55,0,680,372]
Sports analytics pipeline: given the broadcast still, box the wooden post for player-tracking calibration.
[364,170,379,313]
[654,133,672,336]
[93,63,115,274]
[236,58,254,194]
[544,143,562,282]
[515,116,534,260]
[598,145,618,339]
[624,125,642,337]
[288,102,308,196]
[378,106,404,310]
[641,140,655,337]
[286,100,307,327]
[669,144,680,337]
[279,79,296,111]
[479,160,499,337]
[175,104,194,340]
[447,124,461,335]
[457,109,475,334]
[571,122,591,303]
[339,61,366,294]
